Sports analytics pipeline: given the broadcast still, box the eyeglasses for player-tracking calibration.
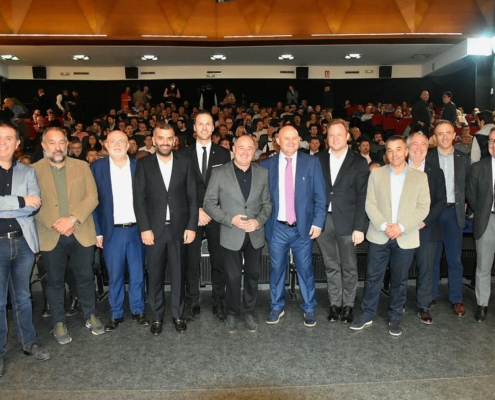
[108,139,127,145]
[488,139,495,145]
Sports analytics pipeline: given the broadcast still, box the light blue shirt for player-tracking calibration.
[380,164,407,233]
[437,149,455,203]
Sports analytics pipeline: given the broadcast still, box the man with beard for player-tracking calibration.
[134,123,198,334]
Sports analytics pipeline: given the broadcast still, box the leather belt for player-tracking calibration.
[0,230,23,239]
[446,203,455,208]
[114,223,137,228]
[278,220,297,227]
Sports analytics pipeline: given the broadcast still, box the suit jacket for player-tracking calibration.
[316,149,369,236]
[365,165,430,249]
[203,161,272,251]
[441,101,457,124]
[133,152,198,241]
[260,151,327,241]
[33,157,98,251]
[0,162,40,253]
[420,162,447,242]
[466,156,494,240]
[90,157,137,241]
[426,148,470,228]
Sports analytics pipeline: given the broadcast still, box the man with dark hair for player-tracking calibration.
[69,138,86,161]
[471,110,495,163]
[199,85,217,112]
[411,90,431,135]
[441,91,457,124]
[321,84,334,114]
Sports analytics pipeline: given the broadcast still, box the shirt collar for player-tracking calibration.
[196,141,211,153]
[389,163,408,176]
[280,150,297,160]
[408,159,425,170]
[109,155,130,168]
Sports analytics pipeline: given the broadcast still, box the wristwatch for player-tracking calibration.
[69,215,78,225]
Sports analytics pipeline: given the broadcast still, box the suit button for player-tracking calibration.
[167,196,171,199]
[244,206,247,209]
[330,192,333,195]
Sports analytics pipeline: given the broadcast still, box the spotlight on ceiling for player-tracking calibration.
[72,55,90,61]
[141,55,158,61]
[210,54,227,60]
[345,54,362,59]
[1,54,19,60]
[278,54,294,60]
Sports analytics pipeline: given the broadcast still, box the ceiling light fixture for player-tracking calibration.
[141,55,158,61]
[345,54,362,59]
[1,54,19,60]
[224,34,292,38]
[278,54,294,60]
[142,35,207,38]
[72,55,90,61]
[210,54,227,60]
[0,34,106,37]
[411,54,431,59]
[406,32,462,36]
[313,33,405,37]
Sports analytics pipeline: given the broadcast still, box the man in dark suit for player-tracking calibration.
[315,119,369,324]
[134,123,198,335]
[91,130,148,332]
[181,111,231,322]
[441,91,457,125]
[411,90,431,136]
[466,129,495,322]
[426,120,470,316]
[261,125,327,327]
[407,132,446,324]
[204,135,272,333]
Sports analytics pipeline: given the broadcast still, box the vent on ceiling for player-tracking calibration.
[280,70,295,74]
[345,71,360,74]
[73,72,89,75]
[141,71,155,75]
[412,54,431,59]
[206,70,221,74]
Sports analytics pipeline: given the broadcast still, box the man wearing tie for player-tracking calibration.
[261,125,327,327]
[466,129,495,322]
[181,111,231,322]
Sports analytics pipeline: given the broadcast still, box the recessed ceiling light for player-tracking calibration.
[210,54,227,60]
[142,35,207,38]
[1,54,19,60]
[141,55,158,61]
[72,55,90,61]
[345,54,362,59]
[411,54,431,59]
[278,54,294,60]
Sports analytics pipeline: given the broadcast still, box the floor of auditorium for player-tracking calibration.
[1,281,495,400]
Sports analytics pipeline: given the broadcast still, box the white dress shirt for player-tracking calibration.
[157,156,173,221]
[196,141,212,176]
[492,157,495,212]
[328,148,347,212]
[109,157,136,224]
[277,151,297,221]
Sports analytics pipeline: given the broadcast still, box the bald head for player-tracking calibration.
[105,130,129,160]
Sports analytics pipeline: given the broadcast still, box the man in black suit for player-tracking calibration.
[426,120,470,316]
[133,123,198,335]
[181,111,231,322]
[411,90,431,135]
[466,129,495,322]
[407,132,446,324]
[315,119,369,323]
[441,91,457,125]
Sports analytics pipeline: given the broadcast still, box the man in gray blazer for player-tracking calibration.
[0,122,50,378]
[204,135,272,333]
[467,129,495,322]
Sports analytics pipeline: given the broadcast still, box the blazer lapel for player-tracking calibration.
[333,151,353,187]
[42,159,58,198]
[152,154,168,194]
[269,154,279,204]
[65,158,74,198]
[320,151,331,191]
[226,161,245,202]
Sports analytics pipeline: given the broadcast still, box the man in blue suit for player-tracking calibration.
[261,125,327,327]
[91,130,148,332]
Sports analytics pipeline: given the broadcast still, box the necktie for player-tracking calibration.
[201,147,207,182]
[285,157,296,224]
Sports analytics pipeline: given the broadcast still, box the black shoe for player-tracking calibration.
[327,305,342,322]
[184,304,201,322]
[191,303,201,316]
[150,321,163,335]
[341,306,354,324]
[66,297,79,317]
[42,298,50,318]
[104,318,124,332]
[172,318,187,333]
[213,305,227,322]
[475,306,488,322]
[226,315,237,333]
[132,313,150,326]
[0,357,4,377]
[22,342,50,361]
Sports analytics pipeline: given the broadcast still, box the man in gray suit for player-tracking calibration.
[204,135,272,333]
[467,129,495,322]
[0,122,50,377]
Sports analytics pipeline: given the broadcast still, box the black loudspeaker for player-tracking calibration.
[32,66,46,79]
[379,66,392,78]
[296,66,309,79]
[125,67,138,79]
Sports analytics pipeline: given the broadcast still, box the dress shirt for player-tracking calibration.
[233,162,252,202]
[138,146,156,154]
[328,148,347,212]
[196,141,211,176]
[109,157,136,224]
[0,159,23,233]
[379,165,407,233]
[157,156,173,221]
[437,149,455,203]
[277,151,297,221]
[50,164,69,217]
[361,153,372,164]
[408,160,425,172]
[492,157,495,212]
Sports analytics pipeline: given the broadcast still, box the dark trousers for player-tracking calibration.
[37,254,78,299]
[185,220,225,307]
[361,240,415,321]
[222,234,262,316]
[41,235,97,326]
[414,241,437,310]
[146,226,185,321]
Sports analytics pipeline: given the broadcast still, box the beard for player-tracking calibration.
[48,150,66,163]
[156,144,172,157]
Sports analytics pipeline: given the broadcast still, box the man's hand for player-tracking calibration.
[351,230,365,246]
[52,217,75,236]
[198,208,212,226]
[385,223,403,240]
[183,230,196,244]
[309,226,322,240]
[232,214,248,229]
[96,236,104,248]
[24,195,41,209]
[419,222,426,230]
[243,219,259,233]
[141,230,154,246]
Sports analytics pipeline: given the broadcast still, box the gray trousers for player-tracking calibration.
[475,214,495,307]
[316,214,358,307]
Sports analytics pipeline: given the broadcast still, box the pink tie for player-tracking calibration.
[285,157,296,224]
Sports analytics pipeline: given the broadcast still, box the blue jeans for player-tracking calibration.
[0,236,37,358]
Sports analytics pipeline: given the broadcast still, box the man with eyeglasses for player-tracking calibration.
[454,126,473,155]
[90,131,149,332]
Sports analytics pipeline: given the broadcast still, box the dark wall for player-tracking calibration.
[0,62,477,125]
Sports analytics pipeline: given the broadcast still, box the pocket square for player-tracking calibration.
[212,164,223,168]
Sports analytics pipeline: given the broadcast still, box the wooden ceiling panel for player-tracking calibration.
[76,0,118,34]
[217,1,255,37]
[159,0,197,36]
[475,0,495,28]
[180,0,217,38]
[315,0,353,34]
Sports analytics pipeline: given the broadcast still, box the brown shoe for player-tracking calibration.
[452,302,465,317]
[418,308,433,325]
[429,299,437,307]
